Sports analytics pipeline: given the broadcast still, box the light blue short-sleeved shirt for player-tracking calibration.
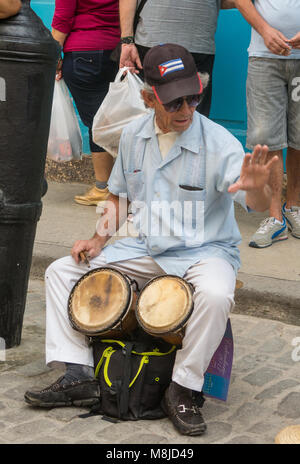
[104,112,246,277]
[248,0,300,59]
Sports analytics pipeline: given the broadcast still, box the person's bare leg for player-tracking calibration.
[74,151,114,206]
[92,151,114,184]
[267,150,284,221]
[286,147,300,208]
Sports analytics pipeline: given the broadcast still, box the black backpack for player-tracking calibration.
[92,333,177,421]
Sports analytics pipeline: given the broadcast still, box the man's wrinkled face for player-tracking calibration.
[142,90,197,133]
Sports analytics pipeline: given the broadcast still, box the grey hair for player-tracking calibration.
[143,82,154,94]
[199,72,210,89]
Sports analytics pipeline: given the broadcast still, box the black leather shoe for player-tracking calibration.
[24,376,100,408]
[161,381,207,436]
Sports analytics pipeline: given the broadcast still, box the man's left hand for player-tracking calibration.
[228,144,278,193]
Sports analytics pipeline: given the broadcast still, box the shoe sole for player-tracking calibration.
[161,396,207,436]
[74,198,109,206]
[249,235,288,248]
[74,199,98,206]
[24,394,100,409]
[287,226,300,239]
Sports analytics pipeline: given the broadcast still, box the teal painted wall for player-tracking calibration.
[31,0,91,153]
[31,2,251,154]
[210,9,251,149]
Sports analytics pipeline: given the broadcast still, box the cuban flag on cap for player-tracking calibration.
[158,58,184,77]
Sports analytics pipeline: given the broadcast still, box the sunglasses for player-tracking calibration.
[163,94,202,113]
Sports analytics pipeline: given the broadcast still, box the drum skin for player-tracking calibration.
[136,275,194,345]
[68,268,137,337]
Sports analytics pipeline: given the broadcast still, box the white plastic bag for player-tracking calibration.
[92,67,150,158]
[47,79,82,162]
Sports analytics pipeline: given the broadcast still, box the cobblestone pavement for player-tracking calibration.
[0,279,299,445]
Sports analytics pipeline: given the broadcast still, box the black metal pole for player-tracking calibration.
[0,0,60,348]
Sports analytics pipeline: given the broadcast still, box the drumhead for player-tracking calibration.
[136,275,193,334]
[68,268,131,335]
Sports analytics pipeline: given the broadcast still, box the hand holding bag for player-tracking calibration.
[92,67,150,158]
[47,79,82,162]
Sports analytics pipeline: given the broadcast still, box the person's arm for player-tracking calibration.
[71,193,129,264]
[0,0,21,18]
[52,28,67,48]
[119,0,142,72]
[51,0,77,79]
[221,0,236,9]
[235,0,291,55]
[228,145,278,212]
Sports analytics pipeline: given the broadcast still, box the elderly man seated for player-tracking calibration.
[25,44,278,436]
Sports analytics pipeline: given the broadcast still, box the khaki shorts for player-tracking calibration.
[246,57,300,151]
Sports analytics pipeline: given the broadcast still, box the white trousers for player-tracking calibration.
[45,253,236,392]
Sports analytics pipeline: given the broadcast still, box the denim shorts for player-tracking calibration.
[246,57,300,151]
[62,50,118,152]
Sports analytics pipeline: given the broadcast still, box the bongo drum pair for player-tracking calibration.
[68,268,194,345]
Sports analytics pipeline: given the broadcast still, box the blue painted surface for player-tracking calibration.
[31,1,286,168]
[210,9,250,150]
[31,0,90,153]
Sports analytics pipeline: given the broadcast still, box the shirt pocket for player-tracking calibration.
[178,185,206,247]
[178,185,206,203]
[124,170,145,202]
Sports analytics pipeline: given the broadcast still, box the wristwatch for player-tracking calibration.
[120,36,135,44]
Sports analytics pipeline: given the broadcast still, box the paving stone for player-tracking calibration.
[277,392,300,418]
[1,279,299,445]
[242,367,283,387]
[96,422,142,441]
[46,406,90,423]
[255,379,299,400]
[202,400,229,420]
[233,353,270,374]
[228,401,266,426]
[56,418,96,438]
[246,321,282,340]
[224,435,266,444]
[3,418,59,443]
[25,436,69,444]
[276,350,299,367]
[205,421,232,443]
[15,360,49,377]
[247,421,276,435]
[259,337,286,354]
[121,433,169,444]
[0,405,46,424]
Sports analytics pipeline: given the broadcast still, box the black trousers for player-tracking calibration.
[62,50,118,152]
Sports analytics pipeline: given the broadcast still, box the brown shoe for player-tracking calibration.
[161,381,207,436]
[74,186,109,206]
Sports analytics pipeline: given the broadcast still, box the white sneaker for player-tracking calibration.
[249,217,288,248]
[282,203,300,239]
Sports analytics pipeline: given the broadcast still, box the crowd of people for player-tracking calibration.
[2,0,299,438]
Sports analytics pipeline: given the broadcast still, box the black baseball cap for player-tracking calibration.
[143,43,203,104]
